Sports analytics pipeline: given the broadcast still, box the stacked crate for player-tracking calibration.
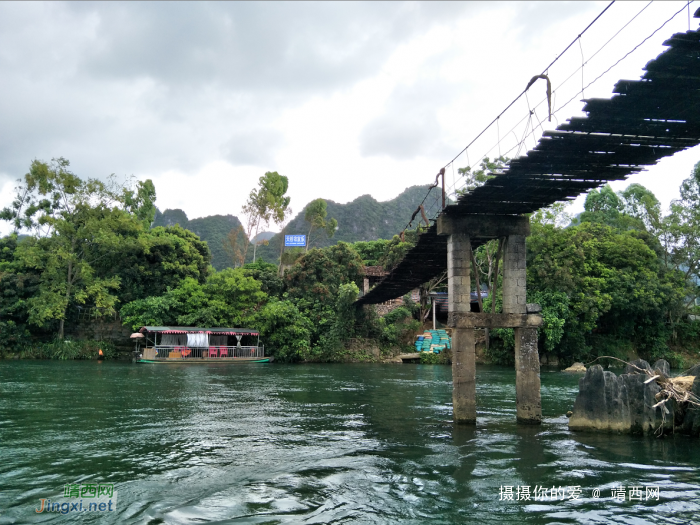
[414,330,451,353]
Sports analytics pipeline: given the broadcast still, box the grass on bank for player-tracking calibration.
[8,339,118,360]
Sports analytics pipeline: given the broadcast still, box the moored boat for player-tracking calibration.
[133,326,271,363]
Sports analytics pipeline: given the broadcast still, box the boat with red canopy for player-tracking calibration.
[133,326,270,363]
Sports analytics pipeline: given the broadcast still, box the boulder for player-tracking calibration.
[624,359,652,375]
[681,366,700,436]
[564,362,586,373]
[568,364,671,435]
[685,363,700,377]
[652,359,671,376]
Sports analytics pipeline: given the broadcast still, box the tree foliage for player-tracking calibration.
[457,156,509,193]
[284,242,364,355]
[0,158,150,338]
[304,198,337,251]
[256,299,313,362]
[120,268,267,329]
[242,171,291,262]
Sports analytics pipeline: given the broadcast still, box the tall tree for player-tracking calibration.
[122,179,157,228]
[276,207,294,274]
[241,171,291,262]
[0,158,152,339]
[660,162,700,314]
[222,225,247,268]
[304,198,337,252]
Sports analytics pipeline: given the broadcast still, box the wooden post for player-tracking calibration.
[440,168,446,209]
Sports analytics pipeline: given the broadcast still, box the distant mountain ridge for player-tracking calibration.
[152,209,243,270]
[254,185,431,263]
[252,231,276,243]
[153,185,431,268]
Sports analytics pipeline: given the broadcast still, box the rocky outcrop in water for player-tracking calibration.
[568,359,700,436]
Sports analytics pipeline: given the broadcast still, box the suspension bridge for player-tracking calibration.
[356,24,700,424]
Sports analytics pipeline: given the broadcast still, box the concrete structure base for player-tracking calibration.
[514,327,542,424]
[442,216,542,426]
[452,328,477,424]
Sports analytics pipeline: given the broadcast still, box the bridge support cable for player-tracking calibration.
[396,2,619,239]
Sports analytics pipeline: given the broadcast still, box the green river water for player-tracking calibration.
[0,361,698,524]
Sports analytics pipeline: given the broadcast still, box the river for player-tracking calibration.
[0,361,698,524]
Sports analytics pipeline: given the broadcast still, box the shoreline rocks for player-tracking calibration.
[564,362,586,373]
[568,359,700,436]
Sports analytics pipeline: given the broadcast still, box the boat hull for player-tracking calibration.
[137,357,271,364]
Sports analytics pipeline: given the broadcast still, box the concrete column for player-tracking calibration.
[502,235,527,314]
[447,233,472,315]
[503,234,542,424]
[363,277,369,295]
[448,233,476,424]
[514,327,542,424]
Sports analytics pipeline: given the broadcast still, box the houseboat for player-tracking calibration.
[133,326,271,363]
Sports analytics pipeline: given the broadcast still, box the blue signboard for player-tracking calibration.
[285,235,306,247]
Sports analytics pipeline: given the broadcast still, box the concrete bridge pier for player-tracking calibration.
[439,215,542,425]
[514,327,541,424]
[448,233,477,424]
[502,234,542,425]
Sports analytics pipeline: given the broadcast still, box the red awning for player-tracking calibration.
[206,331,259,336]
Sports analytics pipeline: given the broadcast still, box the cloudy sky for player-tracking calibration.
[1,1,698,235]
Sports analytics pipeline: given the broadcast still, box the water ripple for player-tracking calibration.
[0,361,698,524]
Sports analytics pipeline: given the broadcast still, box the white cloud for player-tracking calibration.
[0,0,698,236]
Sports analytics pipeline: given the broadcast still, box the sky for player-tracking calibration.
[1,1,699,236]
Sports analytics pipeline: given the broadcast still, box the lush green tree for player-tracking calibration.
[577,184,624,227]
[284,242,364,352]
[256,299,313,361]
[241,259,283,298]
[377,234,414,272]
[352,239,392,266]
[0,235,39,352]
[122,179,157,228]
[0,158,147,338]
[120,268,267,330]
[242,171,291,262]
[280,247,305,267]
[525,221,683,362]
[619,183,661,231]
[93,224,211,306]
[107,225,212,305]
[661,162,700,306]
[304,198,337,251]
[317,282,360,357]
